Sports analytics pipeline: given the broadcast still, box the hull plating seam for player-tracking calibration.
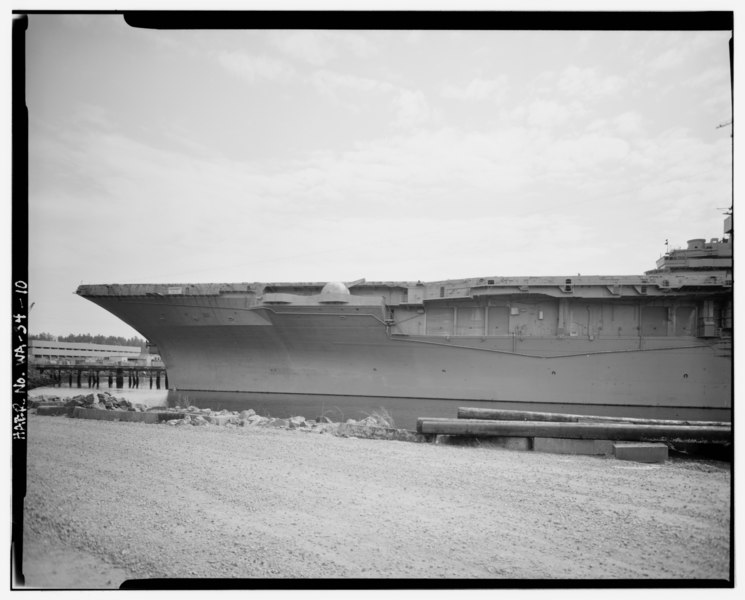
[169,388,725,412]
[387,335,717,359]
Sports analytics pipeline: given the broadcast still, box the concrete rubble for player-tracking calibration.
[29,392,427,443]
[30,392,147,416]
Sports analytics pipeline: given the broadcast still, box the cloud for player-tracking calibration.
[310,69,396,95]
[441,76,508,101]
[29,108,731,323]
[217,52,296,83]
[545,134,630,174]
[332,31,380,60]
[308,71,442,132]
[682,64,731,118]
[646,31,728,73]
[294,126,538,214]
[306,69,398,115]
[58,14,99,28]
[703,94,732,117]
[405,31,423,46]
[269,31,379,66]
[68,103,117,131]
[557,65,626,98]
[588,112,644,137]
[393,90,439,129]
[683,64,731,90]
[648,47,684,71]
[524,99,581,129]
[610,112,644,136]
[270,31,337,66]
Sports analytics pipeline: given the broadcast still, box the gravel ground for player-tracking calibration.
[20,413,731,588]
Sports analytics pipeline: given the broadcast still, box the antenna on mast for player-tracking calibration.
[716,119,733,137]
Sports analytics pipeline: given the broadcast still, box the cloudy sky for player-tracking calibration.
[24,13,733,339]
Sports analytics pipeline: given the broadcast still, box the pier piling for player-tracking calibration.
[34,363,166,391]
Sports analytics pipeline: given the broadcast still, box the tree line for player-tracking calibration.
[30,332,146,348]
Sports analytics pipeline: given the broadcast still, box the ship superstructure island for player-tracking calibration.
[77,216,733,422]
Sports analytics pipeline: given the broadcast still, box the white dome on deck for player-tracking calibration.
[321,282,350,295]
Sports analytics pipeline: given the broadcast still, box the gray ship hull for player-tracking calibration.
[78,286,732,422]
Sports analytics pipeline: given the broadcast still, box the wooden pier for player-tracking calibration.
[35,363,168,390]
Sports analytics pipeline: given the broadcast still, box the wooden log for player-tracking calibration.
[456,407,730,428]
[416,418,731,444]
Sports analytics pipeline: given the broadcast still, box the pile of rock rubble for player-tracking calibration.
[162,406,336,430]
[30,391,148,412]
[30,391,424,442]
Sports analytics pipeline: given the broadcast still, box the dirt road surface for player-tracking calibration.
[19,414,731,588]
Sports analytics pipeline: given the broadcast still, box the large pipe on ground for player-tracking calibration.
[416,418,732,444]
[456,407,730,428]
